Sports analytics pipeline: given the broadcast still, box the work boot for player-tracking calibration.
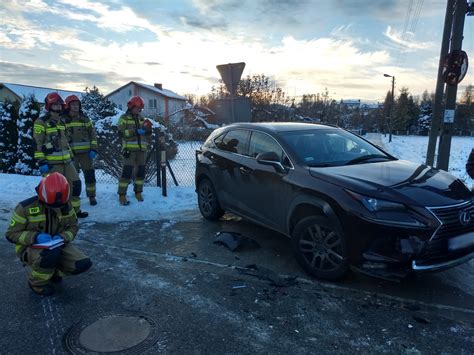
[119,195,130,206]
[51,272,62,284]
[89,197,97,206]
[29,282,55,296]
[77,210,89,218]
[135,192,144,202]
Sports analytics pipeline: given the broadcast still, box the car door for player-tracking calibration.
[212,129,251,211]
[240,130,294,231]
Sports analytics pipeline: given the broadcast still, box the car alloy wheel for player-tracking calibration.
[197,178,224,220]
[292,216,349,279]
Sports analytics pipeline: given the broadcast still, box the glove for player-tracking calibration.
[36,233,52,244]
[89,150,97,159]
[136,129,145,135]
[39,164,49,174]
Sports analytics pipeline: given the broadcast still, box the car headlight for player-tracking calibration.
[346,190,427,228]
[347,191,405,212]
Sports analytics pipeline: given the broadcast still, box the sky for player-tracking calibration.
[0,0,473,103]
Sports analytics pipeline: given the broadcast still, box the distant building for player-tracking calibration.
[105,81,187,123]
[0,82,83,104]
[341,99,361,109]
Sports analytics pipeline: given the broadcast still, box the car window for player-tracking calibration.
[249,131,284,159]
[216,129,250,155]
[281,129,392,167]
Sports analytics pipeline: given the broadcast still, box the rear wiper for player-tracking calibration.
[344,154,392,165]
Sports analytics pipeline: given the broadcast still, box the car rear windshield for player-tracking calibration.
[280,129,393,167]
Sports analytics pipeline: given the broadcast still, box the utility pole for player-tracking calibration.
[383,73,395,142]
[425,0,455,166]
[437,0,468,171]
[390,76,394,143]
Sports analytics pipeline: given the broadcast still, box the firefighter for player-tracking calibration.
[34,92,88,218]
[5,173,92,296]
[117,95,152,205]
[64,95,98,206]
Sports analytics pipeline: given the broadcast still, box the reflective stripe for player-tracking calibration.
[15,244,23,253]
[29,215,46,223]
[71,145,91,151]
[124,144,141,149]
[86,187,95,191]
[35,152,46,158]
[124,129,135,137]
[63,231,74,241]
[91,140,97,145]
[31,270,53,281]
[119,182,129,187]
[66,122,86,128]
[12,212,27,224]
[19,231,32,244]
[46,127,65,133]
[34,124,45,133]
[71,200,80,208]
[135,180,144,185]
[46,153,71,161]
[59,211,75,219]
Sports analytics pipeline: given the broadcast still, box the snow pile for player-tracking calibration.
[380,135,473,183]
[0,173,197,223]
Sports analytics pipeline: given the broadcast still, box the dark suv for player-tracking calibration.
[195,123,474,280]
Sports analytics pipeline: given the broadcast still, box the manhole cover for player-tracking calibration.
[64,314,161,354]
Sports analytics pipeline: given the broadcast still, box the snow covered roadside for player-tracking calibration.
[0,173,197,223]
[377,134,473,184]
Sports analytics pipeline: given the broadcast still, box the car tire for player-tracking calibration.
[292,215,349,280]
[197,178,224,220]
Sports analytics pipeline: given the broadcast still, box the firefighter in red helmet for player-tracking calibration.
[117,95,152,205]
[5,172,92,296]
[64,94,98,206]
[33,92,88,218]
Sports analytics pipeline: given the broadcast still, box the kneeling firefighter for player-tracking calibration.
[117,95,152,205]
[5,173,92,296]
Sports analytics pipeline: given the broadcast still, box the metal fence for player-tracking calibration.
[93,140,203,188]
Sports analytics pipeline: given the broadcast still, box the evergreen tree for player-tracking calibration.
[0,100,19,173]
[81,86,117,121]
[15,95,41,175]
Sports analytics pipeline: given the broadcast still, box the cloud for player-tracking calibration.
[0,61,143,92]
[383,25,434,51]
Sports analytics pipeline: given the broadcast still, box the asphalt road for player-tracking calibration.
[0,207,473,354]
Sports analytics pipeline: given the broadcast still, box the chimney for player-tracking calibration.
[154,83,163,90]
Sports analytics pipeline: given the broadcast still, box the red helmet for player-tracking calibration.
[143,118,153,130]
[127,96,145,110]
[65,95,81,109]
[37,172,70,207]
[45,92,64,111]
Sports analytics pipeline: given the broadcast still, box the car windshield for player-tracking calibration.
[280,129,394,167]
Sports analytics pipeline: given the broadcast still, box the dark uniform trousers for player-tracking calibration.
[20,244,91,287]
[74,153,96,198]
[118,151,146,195]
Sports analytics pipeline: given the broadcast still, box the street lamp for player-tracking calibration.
[383,73,395,142]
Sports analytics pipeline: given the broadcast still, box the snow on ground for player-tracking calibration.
[378,134,473,184]
[0,173,197,223]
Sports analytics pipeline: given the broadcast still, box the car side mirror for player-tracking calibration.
[256,152,287,173]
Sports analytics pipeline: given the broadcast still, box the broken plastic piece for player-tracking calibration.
[213,231,260,251]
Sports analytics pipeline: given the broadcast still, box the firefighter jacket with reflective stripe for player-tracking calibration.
[5,196,78,254]
[33,115,72,164]
[64,113,98,154]
[117,114,149,152]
